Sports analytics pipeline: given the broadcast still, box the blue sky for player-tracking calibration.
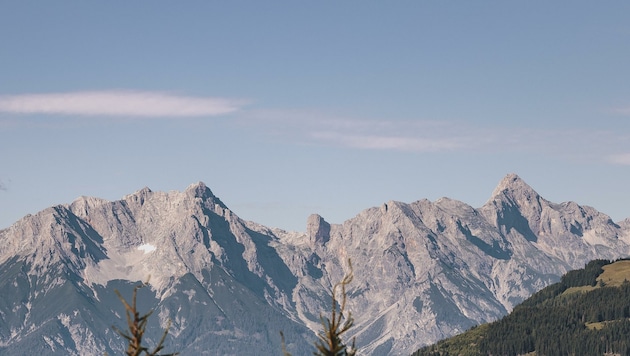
[1,2,629,231]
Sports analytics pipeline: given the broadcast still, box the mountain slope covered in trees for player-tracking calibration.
[413,259,630,356]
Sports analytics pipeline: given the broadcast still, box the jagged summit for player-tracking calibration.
[185,181,229,210]
[68,195,110,217]
[306,214,330,245]
[484,174,546,220]
[185,181,213,197]
[122,186,153,204]
[489,173,539,200]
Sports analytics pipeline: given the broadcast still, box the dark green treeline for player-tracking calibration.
[413,259,630,356]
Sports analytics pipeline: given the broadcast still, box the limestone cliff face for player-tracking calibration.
[0,175,628,355]
[306,214,330,245]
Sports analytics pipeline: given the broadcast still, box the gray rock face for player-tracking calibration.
[306,214,330,245]
[0,175,629,355]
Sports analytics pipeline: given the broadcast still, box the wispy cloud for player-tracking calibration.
[611,107,630,116]
[0,180,6,191]
[0,90,246,117]
[311,132,465,152]
[240,109,476,153]
[236,109,630,164]
[607,153,630,165]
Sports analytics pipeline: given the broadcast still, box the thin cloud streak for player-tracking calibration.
[0,91,246,117]
[237,109,630,163]
[608,153,630,165]
[241,109,471,152]
[612,107,630,116]
[311,132,465,152]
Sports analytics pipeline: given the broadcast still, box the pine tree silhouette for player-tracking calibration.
[281,259,357,356]
[313,259,357,356]
[113,281,178,356]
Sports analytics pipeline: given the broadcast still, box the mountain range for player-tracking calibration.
[1,173,629,355]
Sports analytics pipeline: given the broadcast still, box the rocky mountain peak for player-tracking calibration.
[185,181,213,197]
[490,174,538,200]
[480,174,546,243]
[121,186,153,206]
[185,181,229,210]
[306,214,330,245]
[485,173,546,216]
[68,195,109,218]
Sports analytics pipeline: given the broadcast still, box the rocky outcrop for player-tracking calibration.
[306,214,330,245]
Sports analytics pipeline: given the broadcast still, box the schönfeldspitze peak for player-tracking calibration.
[489,173,539,200]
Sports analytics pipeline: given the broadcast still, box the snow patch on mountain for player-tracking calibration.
[138,244,156,254]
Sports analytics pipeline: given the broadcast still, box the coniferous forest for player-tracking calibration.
[413,259,630,356]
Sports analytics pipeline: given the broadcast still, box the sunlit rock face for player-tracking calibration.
[1,175,629,355]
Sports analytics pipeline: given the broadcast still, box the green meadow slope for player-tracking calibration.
[413,259,630,356]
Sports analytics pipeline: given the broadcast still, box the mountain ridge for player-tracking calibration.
[0,174,629,355]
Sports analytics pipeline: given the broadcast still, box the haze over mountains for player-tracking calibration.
[1,174,629,355]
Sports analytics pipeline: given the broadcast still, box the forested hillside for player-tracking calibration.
[413,259,630,356]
